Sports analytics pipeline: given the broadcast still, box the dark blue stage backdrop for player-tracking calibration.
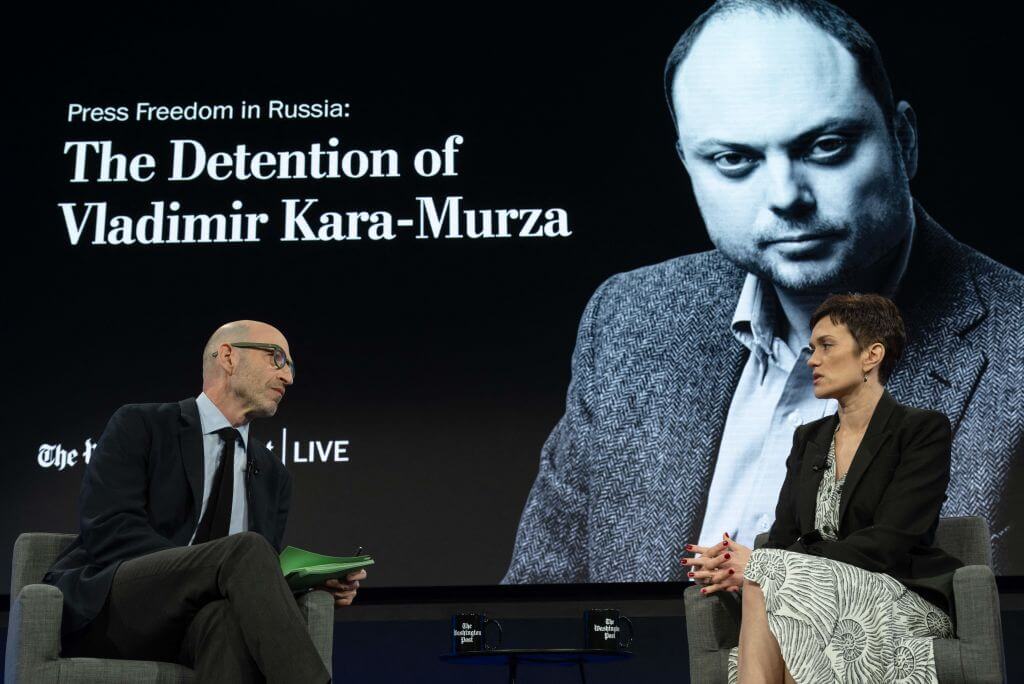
[2,2,1021,595]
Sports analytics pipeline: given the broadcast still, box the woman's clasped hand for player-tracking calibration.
[680,533,752,595]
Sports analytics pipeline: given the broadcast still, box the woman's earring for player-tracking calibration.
[863,372,868,383]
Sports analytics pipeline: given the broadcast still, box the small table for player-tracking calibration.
[440,648,633,683]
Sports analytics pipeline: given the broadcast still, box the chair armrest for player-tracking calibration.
[684,585,740,682]
[295,589,334,678]
[5,583,65,680]
[932,565,1005,683]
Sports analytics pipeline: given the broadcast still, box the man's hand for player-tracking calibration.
[315,569,367,607]
[680,534,750,596]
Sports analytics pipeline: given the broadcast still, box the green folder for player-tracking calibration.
[279,545,375,592]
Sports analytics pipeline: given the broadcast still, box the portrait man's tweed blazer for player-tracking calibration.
[504,200,1024,581]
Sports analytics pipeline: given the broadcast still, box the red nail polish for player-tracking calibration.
[685,544,693,550]
[701,588,706,594]
[681,558,688,565]
[687,572,694,577]
[729,569,735,575]
[724,532,730,538]
[724,553,731,560]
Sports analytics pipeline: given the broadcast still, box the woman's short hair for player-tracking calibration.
[810,293,906,384]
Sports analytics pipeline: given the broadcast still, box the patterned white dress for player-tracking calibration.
[727,426,954,683]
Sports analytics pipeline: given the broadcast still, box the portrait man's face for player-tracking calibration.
[671,11,915,291]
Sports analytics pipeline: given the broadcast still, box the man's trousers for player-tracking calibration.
[61,532,331,683]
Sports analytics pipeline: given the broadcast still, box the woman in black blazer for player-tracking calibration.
[684,294,962,683]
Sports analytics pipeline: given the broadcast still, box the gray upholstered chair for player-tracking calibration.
[5,532,335,683]
[684,516,1006,683]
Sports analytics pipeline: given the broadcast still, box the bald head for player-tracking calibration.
[202,320,288,382]
[201,319,293,424]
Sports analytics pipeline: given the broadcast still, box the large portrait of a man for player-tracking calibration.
[504,0,1024,580]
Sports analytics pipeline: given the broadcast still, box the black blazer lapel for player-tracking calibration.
[178,398,205,532]
[797,416,835,532]
[837,389,898,525]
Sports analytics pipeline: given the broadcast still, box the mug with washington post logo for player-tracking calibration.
[583,609,634,650]
[450,613,503,653]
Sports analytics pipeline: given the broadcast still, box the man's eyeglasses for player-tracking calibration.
[213,342,296,379]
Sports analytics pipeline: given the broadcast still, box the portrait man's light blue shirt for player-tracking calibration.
[698,221,915,548]
[188,392,251,544]
[697,274,838,547]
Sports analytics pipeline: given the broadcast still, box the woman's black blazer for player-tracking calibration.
[764,388,963,614]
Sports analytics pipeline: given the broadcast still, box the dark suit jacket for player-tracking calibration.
[505,200,1023,582]
[764,388,962,615]
[43,398,292,638]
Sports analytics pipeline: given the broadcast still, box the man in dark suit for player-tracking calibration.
[43,320,364,682]
[504,0,1023,582]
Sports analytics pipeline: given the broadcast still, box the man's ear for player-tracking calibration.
[893,101,918,181]
[217,343,236,375]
